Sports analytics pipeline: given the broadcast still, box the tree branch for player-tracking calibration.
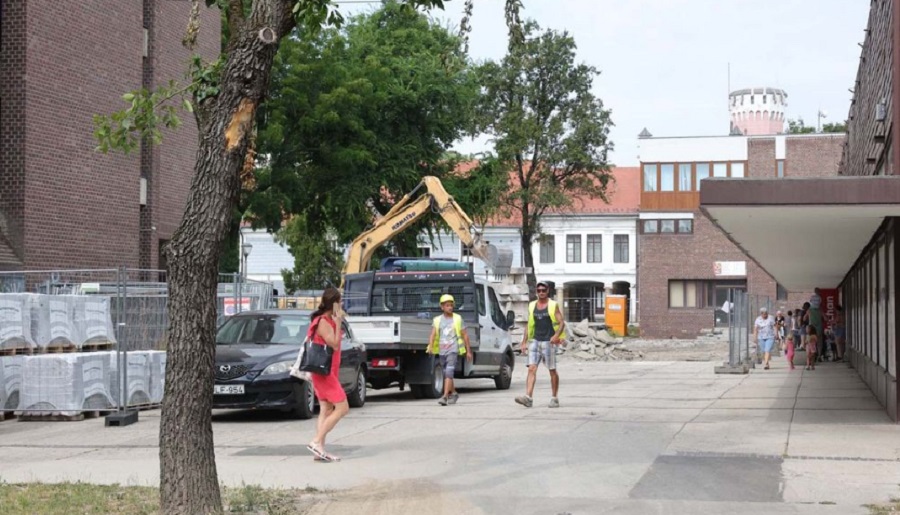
[227,0,245,43]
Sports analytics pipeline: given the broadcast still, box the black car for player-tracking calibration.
[213,310,367,419]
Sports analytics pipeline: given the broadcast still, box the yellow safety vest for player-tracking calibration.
[431,313,466,355]
[528,299,566,340]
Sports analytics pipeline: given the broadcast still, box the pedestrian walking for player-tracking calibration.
[804,297,824,361]
[774,310,786,349]
[754,307,776,370]
[427,294,472,406]
[833,305,846,361]
[805,325,818,371]
[306,288,349,463]
[785,334,796,370]
[515,281,566,408]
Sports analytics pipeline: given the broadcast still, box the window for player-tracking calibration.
[644,219,692,234]
[660,164,675,191]
[750,95,755,104]
[642,220,659,233]
[488,287,506,327]
[777,160,785,178]
[669,280,745,308]
[731,162,745,178]
[678,164,692,191]
[461,243,473,257]
[643,164,658,192]
[418,246,431,258]
[586,234,602,263]
[695,163,710,190]
[614,235,629,263]
[677,219,693,234]
[713,162,728,177]
[763,95,767,104]
[539,236,555,264]
[475,284,486,316]
[776,283,788,301]
[660,220,675,233]
[566,235,582,263]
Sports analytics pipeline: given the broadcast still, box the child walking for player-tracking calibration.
[427,294,472,406]
[805,326,818,371]
[785,334,796,370]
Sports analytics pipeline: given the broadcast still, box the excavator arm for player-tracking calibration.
[342,176,493,279]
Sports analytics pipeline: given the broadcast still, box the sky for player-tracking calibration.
[343,0,870,166]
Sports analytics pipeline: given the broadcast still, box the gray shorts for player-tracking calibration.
[439,353,458,379]
[527,340,557,370]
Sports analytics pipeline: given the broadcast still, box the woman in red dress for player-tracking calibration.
[306,288,349,462]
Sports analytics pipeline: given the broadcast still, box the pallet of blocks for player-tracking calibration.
[0,294,37,354]
[0,355,24,420]
[109,351,154,409]
[16,352,118,421]
[148,350,167,405]
[72,295,116,351]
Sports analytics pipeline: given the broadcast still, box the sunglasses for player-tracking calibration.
[536,288,548,292]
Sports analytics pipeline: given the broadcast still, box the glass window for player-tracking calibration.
[488,287,506,327]
[643,220,658,233]
[731,162,745,178]
[669,281,685,308]
[685,282,698,307]
[695,163,710,190]
[678,164,692,191]
[713,163,728,177]
[660,164,675,191]
[216,314,310,345]
[776,283,788,301]
[539,236,555,264]
[566,235,581,263]
[475,284,486,316]
[614,235,629,263]
[677,219,693,233]
[586,234,602,263]
[777,160,785,178]
[643,164,658,192]
[660,220,675,233]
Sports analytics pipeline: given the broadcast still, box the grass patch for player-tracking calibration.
[865,497,900,514]
[0,482,323,515]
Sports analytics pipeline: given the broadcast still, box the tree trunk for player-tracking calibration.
[158,2,293,513]
[520,208,537,297]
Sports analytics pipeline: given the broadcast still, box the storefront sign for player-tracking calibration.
[714,261,746,277]
[820,288,839,330]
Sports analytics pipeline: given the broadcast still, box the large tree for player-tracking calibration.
[251,1,479,263]
[93,1,445,513]
[475,21,613,293]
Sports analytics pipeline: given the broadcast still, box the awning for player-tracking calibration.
[700,176,900,291]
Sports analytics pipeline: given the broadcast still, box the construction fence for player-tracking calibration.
[725,289,773,369]
[0,268,273,418]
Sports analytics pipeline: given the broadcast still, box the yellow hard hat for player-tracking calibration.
[440,294,455,305]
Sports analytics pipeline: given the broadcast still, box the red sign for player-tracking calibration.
[223,297,252,316]
[819,289,839,330]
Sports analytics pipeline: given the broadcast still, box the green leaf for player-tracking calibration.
[183,99,194,113]
[122,93,135,102]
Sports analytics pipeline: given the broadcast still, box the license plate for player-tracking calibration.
[214,384,244,395]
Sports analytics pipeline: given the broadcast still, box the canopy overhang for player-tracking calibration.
[700,176,900,291]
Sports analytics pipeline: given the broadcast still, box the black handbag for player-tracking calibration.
[298,317,334,375]
[299,339,333,375]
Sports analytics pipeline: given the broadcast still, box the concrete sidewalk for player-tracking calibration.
[1,355,898,514]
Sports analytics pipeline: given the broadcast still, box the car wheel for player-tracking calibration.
[418,362,443,399]
[494,352,513,390]
[290,380,315,419]
[348,368,367,408]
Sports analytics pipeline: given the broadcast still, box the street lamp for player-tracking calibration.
[241,243,253,281]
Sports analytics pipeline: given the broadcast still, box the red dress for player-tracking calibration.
[310,316,346,403]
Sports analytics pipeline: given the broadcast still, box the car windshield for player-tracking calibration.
[369,282,475,315]
[216,314,310,345]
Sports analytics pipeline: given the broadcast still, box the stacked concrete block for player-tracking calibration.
[0,356,25,411]
[0,294,36,351]
[148,350,167,404]
[19,354,84,416]
[112,351,152,407]
[80,352,117,410]
[31,295,78,350]
[73,296,117,348]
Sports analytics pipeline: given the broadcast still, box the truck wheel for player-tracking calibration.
[412,363,444,399]
[494,352,513,390]
[348,368,367,408]
[290,380,315,419]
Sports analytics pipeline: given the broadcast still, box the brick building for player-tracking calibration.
[0,0,220,271]
[637,130,844,339]
[702,0,899,421]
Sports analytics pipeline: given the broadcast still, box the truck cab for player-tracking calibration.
[344,260,516,398]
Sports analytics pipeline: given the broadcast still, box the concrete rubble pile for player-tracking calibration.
[560,319,643,361]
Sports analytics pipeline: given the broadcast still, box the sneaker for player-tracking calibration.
[514,395,533,408]
[548,397,560,408]
[448,393,459,405]
[438,397,448,406]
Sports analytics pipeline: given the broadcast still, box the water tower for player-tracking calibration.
[728,87,787,135]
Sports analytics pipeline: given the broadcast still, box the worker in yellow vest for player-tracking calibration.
[515,281,566,408]
[427,294,472,406]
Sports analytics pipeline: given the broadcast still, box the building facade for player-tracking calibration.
[638,132,844,338]
[701,0,899,421]
[0,1,220,272]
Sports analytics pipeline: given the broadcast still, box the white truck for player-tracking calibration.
[345,260,516,399]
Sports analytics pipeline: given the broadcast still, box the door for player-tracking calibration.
[472,284,495,374]
[339,320,360,389]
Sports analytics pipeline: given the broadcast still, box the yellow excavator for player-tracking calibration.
[341,176,494,283]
